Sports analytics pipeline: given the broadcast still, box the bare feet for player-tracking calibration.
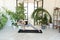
[38,30,40,32]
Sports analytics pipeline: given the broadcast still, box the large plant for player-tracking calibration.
[4,3,25,26]
[31,7,52,25]
[16,3,26,20]
[6,3,25,21]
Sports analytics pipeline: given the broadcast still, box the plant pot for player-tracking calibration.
[41,25,46,29]
[49,23,53,28]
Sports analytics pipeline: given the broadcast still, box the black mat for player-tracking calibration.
[18,29,42,33]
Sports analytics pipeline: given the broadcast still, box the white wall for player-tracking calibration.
[44,0,60,17]
[0,0,16,12]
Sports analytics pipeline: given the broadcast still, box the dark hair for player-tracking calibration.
[19,21,22,23]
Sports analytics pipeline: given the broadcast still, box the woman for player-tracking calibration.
[17,19,26,30]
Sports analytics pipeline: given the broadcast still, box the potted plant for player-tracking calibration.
[49,16,53,28]
[31,7,52,29]
[41,14,48,29]
[4,3,26,28]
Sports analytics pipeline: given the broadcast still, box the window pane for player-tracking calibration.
[38,1,42,7]
[25,14,28,19]
[24,3,27,7]
[35,7,37,9]
[24,8,27,13]
[28,3,34,15]
[35,1,37,7]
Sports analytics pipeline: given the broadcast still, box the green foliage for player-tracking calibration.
[6,10,17,21]
[49,16,52,23]
[16,3,26,20]
[0,14,8,29]
[31,7,52,25]
[5,3,25,21]
[31,7,49,18]
[4,3,26,26]
[42,14,48,25]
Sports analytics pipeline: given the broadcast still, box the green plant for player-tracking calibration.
[16,3,26,20]
[0,14,8,29]
[4,3,26,26]
[31,7,52,25]
[41,14,48,25]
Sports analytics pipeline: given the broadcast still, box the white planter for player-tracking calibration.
[49,23,53,28]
